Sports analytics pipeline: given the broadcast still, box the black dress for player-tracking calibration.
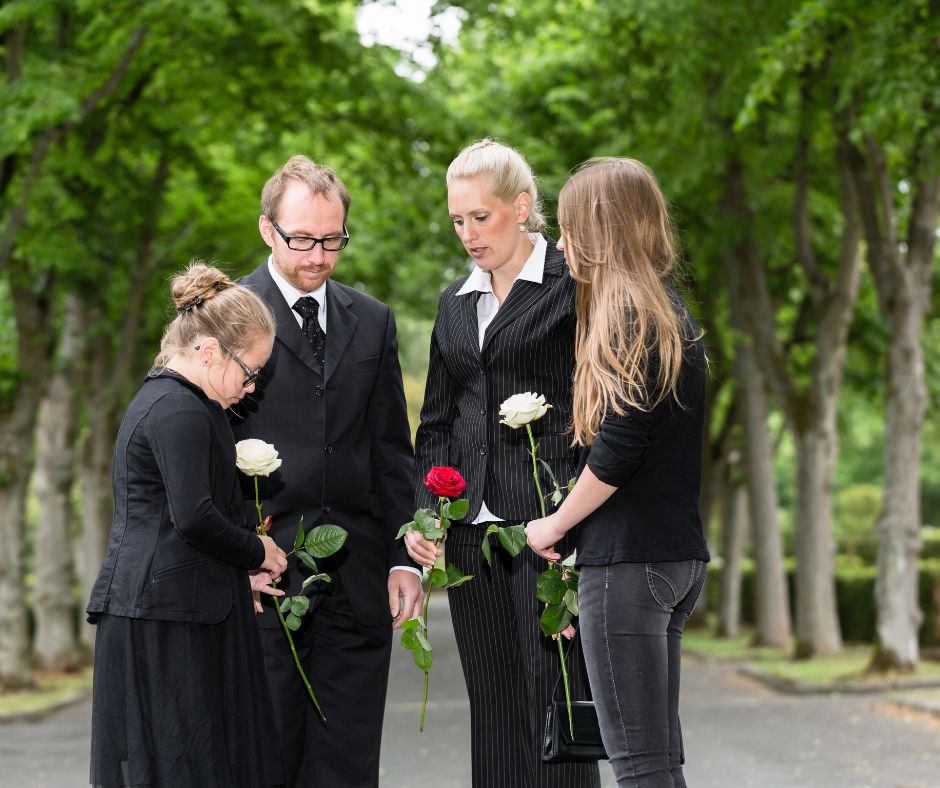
[87,371,283,788]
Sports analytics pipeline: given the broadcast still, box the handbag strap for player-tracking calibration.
[549,627,581,701]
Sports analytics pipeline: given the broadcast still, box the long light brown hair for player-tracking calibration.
[558,158,687,446]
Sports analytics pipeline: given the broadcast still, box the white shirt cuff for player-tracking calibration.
[390,565,423,578]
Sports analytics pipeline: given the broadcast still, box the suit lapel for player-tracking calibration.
[324,280,357,385]
[455,285,484,361]
[480,241,566,355]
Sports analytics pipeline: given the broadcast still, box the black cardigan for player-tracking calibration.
[575,309,711,567]
[87,372,264,624]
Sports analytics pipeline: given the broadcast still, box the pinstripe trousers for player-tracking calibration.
[446,522,602,788]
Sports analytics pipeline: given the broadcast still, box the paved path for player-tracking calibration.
[3,596,940,787]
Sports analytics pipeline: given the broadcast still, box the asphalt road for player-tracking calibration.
[3,595,940,787]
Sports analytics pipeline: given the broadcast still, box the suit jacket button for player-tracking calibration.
[314,386,324,396]
[324,444,333,453]
[479,444,487,455]
[323,505,331,513]
[479,405,487,415]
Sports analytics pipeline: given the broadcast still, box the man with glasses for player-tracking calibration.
[233,155,422,788]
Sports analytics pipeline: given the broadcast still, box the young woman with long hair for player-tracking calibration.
[526,158,710,788]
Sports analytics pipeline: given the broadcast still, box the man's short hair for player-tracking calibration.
[261,155,351,221]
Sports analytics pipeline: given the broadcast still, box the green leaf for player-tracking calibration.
[444,498,469,520]
[399,617,421,631]
[415,631,432,652]
[564,588,579,616]
[301,572,331,590]
[290,596,310,617]
[567,477,577,491]
[296,550,319,573]
[485,524,500,536]
[445,563,474,588]
[401,629,419,650]
[279,597,292,614]
[425,527,445,540]
[429,567,449,588]
[540,603,573,637]
[537,458,560,488]
[305,524,348,558]
[415,508,437,532]
[285,612,302,631]
[536,569,567,605]
[551,489,563,506]
[412,644,433,672]
[481,533,493,567]
[294,522,305,551]
[561,552,577,568]
[497,524,527,557]
[396,520,417,539]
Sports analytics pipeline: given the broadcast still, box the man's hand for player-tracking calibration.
[388,569,424,628]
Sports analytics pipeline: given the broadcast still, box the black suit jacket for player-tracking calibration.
[414,240,579,521]
[87,373,264,624]
[234,263,415,628]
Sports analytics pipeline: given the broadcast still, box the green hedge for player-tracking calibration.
[706,558,940,646]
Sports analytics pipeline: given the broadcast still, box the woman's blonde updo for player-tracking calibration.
[446,138,547,232]
[154,261,275,367]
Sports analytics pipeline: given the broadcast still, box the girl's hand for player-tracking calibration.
[249,569,284,613]
[525,515,567,561]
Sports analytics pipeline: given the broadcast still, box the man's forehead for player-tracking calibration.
[277,183,345,225]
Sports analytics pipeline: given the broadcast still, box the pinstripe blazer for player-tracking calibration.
[414,239,578,522]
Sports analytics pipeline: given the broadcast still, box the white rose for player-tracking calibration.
[498,392,552,429]
[235,439,282,477]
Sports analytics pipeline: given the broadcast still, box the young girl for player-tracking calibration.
[87,262,287,788]
[526,158,710,788]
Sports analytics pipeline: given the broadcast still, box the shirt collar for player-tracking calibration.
[456,233,547,296]
[267,255,327,308]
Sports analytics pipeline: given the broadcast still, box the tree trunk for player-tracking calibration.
[718,480,747,638]
[32,293,83,670]
[847,126,939,670]
[792,408,843,657]
[735,343,792,647]
[722,158,792,648]
[870,286,925,670]
[77,344,119,651]
[0,283,54,687]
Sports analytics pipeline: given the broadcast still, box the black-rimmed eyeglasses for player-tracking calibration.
[271,220,349,252]
[195,342,261,388]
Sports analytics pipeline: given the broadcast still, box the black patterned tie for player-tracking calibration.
[292,296,326,368]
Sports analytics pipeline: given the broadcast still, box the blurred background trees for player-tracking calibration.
[1,0,937,687]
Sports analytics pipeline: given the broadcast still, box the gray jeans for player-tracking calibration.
[579,560,706,788]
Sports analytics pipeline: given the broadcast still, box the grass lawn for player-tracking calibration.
[0,666,93,717]
[683,624,940,687]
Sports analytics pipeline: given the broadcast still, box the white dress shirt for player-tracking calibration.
[455,233,547,524]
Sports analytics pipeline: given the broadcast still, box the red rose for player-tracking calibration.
[424,466,467,498]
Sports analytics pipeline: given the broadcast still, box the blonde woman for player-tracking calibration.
[87,263,287,788]
[407,140,600,788]
[526,159,710,788]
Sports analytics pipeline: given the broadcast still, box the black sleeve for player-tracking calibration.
[149,397,265,570]
[413,299,459,513]
[584,405,654,488]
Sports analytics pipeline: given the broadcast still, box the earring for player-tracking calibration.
[518,223,527,233]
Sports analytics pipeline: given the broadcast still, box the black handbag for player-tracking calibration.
[541,632,608,763]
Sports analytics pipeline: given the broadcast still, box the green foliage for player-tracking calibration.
[708,557,940,647]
